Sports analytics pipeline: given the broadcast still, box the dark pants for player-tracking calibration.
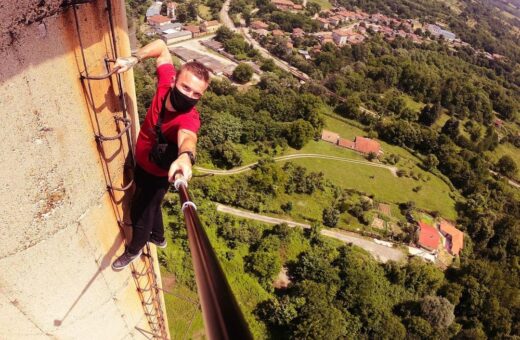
[127,165,170,255]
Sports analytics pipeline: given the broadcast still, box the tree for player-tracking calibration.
[285,119,314,149]
[322,207,340,227]
[213,141,243,168]
[291,281,349,339]
[208,77,237,96]
[420,296,455,329]
[233,63,254,84]
[281,201,293,212]
[306,2,321,15]
[215,26,234,42]
[495,155,517,178]
[246,251,281,289]
[336,95,361,119]
[260,58,276,72]
[423,154,439,171]
[441,118,460,138]
[419,103,441,126]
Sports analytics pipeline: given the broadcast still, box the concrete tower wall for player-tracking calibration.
[0,1,168,338]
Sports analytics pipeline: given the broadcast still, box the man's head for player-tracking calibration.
[170,61,210,112]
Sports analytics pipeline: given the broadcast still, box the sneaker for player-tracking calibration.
[149,237,167,249]
[112,249,142,270]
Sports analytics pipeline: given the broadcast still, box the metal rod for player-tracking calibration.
[81,66,121,80]
[174,179,253,340]
[95,116,132,142]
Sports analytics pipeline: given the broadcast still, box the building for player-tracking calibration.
[201,20,222,33]
[166,1,178,18]
[348,33,365,44]
[328,16,342,26]
[170,46,203,61]
[162,30,192,45]
[272,29,285,37]
[155,22,183,34]
[336,136,382,155]
[332,29,350,46]
[316,17,329,30]
[183,24,203,37]
[321,130,340,144]
[292,27,305,39]
[147,14,172,27]
[250,20,269,30]
[201,39,225,52]
[338,138,355,149]
[337,10,358,22]
[354,136,381,154]
[298,49,311,60]
[271,0,297,10]
[425,24,456,41]
[417,221,440,251]
[439,220,464,256]
[252,28,269,37]
[146,1,163,18]
[378,203,391,217]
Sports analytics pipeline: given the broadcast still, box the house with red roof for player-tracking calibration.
[439,220,464,256]
[417,221,440,251]
[316,17,330,30]
[353,136,381,154]
[321,130,340,144]
[338,138,355,149]
[250,21,269,30]
[147,15,172,27]
[292,27,305,39]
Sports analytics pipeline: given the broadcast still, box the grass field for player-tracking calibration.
[290,116,458,219]
[198,4,212,20]
[308,0,332,10]
[161,205,271,339]
[401,93,425,112]
[161,279,205,339]
[485,142,520,181]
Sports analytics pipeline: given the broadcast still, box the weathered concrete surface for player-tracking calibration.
[0,1,168,338]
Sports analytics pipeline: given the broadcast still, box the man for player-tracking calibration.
[112,39,210,270]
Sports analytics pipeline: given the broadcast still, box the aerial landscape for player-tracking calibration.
[125,0,520,337]
[0,0,519,338]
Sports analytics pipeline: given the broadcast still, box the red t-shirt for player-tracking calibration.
[135,63,201,177]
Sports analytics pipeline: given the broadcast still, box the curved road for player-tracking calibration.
[216,203,405,263]
[195,153,398,176]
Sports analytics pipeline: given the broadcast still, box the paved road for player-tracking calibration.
[195,153,398,176]
[489,169,520,189]
[216,204,405,263]
[219,0,236,31]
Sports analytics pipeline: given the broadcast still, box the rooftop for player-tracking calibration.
[418,221,440,251]
[354,136,380,154]
[439,220,464,255]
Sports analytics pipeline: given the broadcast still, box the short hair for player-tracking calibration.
[178,61,210,83]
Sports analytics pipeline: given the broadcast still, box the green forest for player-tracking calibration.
[127,0,520,338]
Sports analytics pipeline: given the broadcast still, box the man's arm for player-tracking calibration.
[115,39,172,72]
[167,129,198,183]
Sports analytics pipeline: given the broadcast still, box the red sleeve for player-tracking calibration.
[157,63,175,88]
[179,110,201,134]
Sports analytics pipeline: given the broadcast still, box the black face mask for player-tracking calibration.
[170,85,199,112]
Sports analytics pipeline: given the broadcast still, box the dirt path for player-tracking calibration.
[489,169,520,189]
[195,153,398,176]
[216,204,405,263]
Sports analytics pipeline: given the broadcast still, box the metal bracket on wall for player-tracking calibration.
[94,116,132,143]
